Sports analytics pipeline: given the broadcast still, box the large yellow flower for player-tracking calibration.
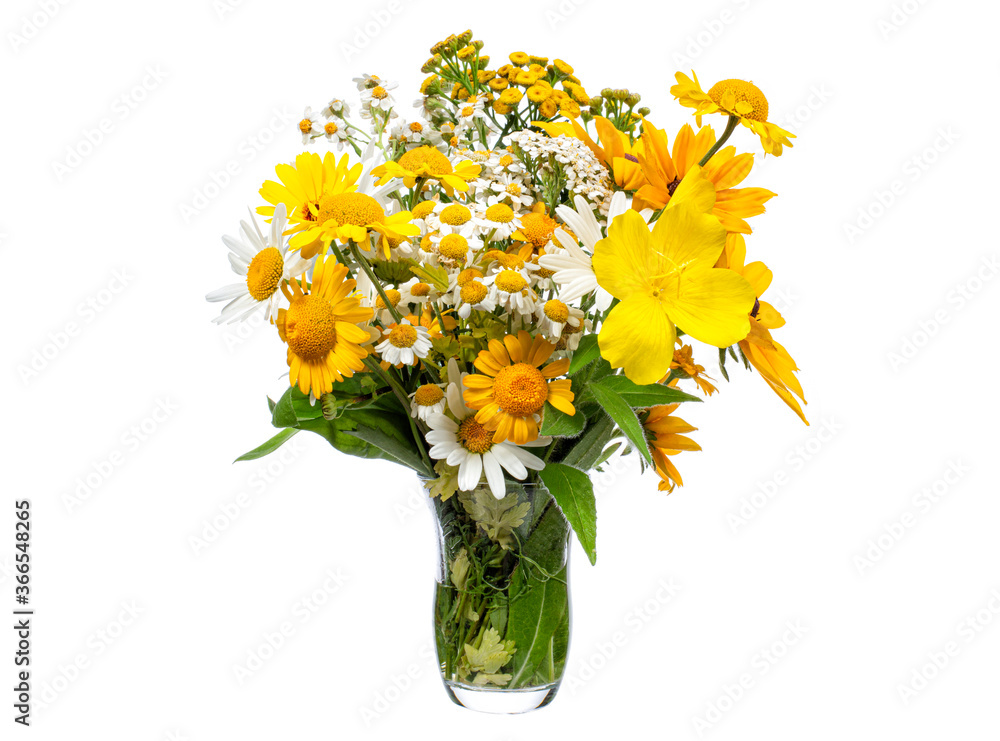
[718,234,807,424]
[634,121,775,234]
[260,151,419,259]
[276,253,373,397]
[592,182,755,384]
[463,331,575,445]
[643,401,701,493]
[671,72,795,156]
[372,145,481,197]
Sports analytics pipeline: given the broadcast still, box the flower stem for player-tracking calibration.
[349,242,403,324]
[698,115,740,167]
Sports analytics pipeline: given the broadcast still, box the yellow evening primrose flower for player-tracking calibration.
[372,145,481,197]
[276,253,373,397]
[592,187,755,384]
[670,71,795,156]
[717,234,808,424]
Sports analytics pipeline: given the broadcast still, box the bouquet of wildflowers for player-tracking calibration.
[207,30,805,705]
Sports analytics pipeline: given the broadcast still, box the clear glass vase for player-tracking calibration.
[426,480,571,714]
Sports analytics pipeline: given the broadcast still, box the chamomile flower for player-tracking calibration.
[376,318,433,366]
[322,119,349,151]
[425,377,548,499]
[536,299,583,341]
[323,98,350,118]
[433,230,475,265]
[409,383,447,422]
[486,173,533,210]
[297,107,324,144]
[473,203,522,240]
[484,268,538,316]
[398,276,439,306]
[359,78,399,112]
[456,279,497,319]
[487,150,524,176]
[430,202,475,235]
[454,96,490,132]
[206,204,312,324]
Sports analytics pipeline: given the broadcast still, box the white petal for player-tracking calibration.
[457,454,482,491]
[481,453,505,499]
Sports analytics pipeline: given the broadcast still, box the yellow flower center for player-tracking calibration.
[410,282,431,297]
[388,324,419,348]
[707,79,769,122]
[299,119,313,134]
[409,122,424,133]
[506,183,522,196]
[460,281,488,304]
[411,200,436,220]
[496,252,524,269]
[245,247,284,302]
[324,122,339,135]
[457,268,483,287]
[318,192,386,227]
[414,384,444,406]
[458,416,494,454]
[375,288,401,310]
[439,234,469,260]
[519,212,556,248]
[492,362,548,416]
[371,86,389,99]
[284,295,338,361]
[543,299,570,323]
[494,270,528,293]
[440,204,472,225]
[461,105,475,117]
[498,154,514,167]
[399,146,454,177]
[485,204,515,224]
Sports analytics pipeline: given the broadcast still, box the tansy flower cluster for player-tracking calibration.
[208,31,807,518]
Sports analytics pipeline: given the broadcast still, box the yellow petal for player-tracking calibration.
[593,210,655,299]
[662,266,755,348]
[598,294,676,385]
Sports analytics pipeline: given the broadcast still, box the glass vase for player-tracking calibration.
[426,480,571,714]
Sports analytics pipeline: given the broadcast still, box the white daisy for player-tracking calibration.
[486,149,524,176]
[425,378,548,499]
[359,77,398,112]
[472,203,523,240]
[455,279,497,319]
[398,276,439,306]
[536,299,584,341]
[484,268,538,316]
[206,203,311,324]
[375,318,432,366]
[454,96,490,133]
[322,119,349,151]
[323,98,351,118]
[486,173,533,210]
[409,383,447,422]
[297,107,324,144]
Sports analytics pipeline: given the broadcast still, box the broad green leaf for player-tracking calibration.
[592,375,701,407]
[235,428,299,462]
[539,402,586,437]
[507,560,568,687]
[344,423,433,476]
[568,334,600,374]
[587,382,653,465]
[538,463,597,565]
[559,414,617,470]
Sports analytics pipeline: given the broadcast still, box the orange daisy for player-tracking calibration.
[643,402,701,493]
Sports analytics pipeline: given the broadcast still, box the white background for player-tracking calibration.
[3,0,999,738]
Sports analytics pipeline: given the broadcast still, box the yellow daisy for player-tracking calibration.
[372,145,481,197]
[643,401,701,493]
[463,331,575,445]
[671,71,795,156]
[276,253,373,397]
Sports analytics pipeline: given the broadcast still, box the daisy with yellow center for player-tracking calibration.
[717,233,807,424]
[592,169,756,384]
[671,71,795,156]
[298,107,324,144]
[484,267,537,316]
[398,276,438,305]
[372,146,482,197]
[486,173,533,210]
[633,120,776,234]
[409,383,447,422]
[323,119,348,151]
[435,232,472,263]
[276,253,373,397]
[206,204,313,324]
[375,318,433,367]
[536,299,584,342]
[474,202,522,239]
[456,279,496,319]
[643,401,701,493]
[373,287,403,323]
[464,331,575,445]
[426,372,549,499]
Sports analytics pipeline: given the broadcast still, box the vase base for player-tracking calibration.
[443,681,559,714]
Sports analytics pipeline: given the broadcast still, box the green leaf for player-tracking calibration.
[538,463,597,565]
[592,375,701,407]
[539,402,586,437]
[507,562,568,687]
[587,382,653,465]
[559,414,617,471]
[718,347,730,382]
[568,334,600,374]
[235,428,299,462]
[344,423,433,476]
[408,263,450,293]
[270,386,324,427]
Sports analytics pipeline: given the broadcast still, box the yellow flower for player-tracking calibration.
[464,331,575,445]
[718,234,807,424]
[509,51,530,66]
[643,401,701,493]
[591,171,756,384]
[634,120,776,234]
[276,253,373,397]
[372,145,481,197]
[671,71,795,156]
[669,345,717,396]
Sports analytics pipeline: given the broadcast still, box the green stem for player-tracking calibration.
[363,357,432,469]
[698,115,739,167]
[349,242,403,324]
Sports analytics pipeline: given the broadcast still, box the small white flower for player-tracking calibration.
[323,98,351,118]
[472,203,523,240]
[375,319,432,366]
[321,118,349,151]
[409,383,447,421]
[424,378,548,499]
[398,276,439,306]
[297,107,324,144]
[536,299,584,341]
[455,279,497,319]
